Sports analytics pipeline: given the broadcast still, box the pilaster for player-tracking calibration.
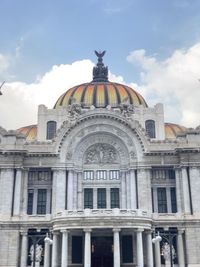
[67,170,74,210]
[20,230,28,267]
[52,169,66,214]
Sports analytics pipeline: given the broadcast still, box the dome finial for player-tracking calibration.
[92,50,108,82]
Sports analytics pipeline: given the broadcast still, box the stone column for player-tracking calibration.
[177,229,185,267]
[181,167,191,214]
[52,169,66,214]
[146,231,153,267]
[113,228,120,267]
[0,168,14,216]
[61,230,68,267]
[20,231,28,267]
[52,232,59,267]
[13,168,22,216]
[189,167,200,213]
[175,168,182,213]
[77,171,82,209]
[44,237,51,267]
[67,170,74,210]
[73,172,78,209]
[137,169,152,211]
[154,238,161,267]
[136,229,144,267]
[121,171,126,208]
[22,169,28,215]
[130,169,137,209]
[126,171,131,209]
[84,229,92,267]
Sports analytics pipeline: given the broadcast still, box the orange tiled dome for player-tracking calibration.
[17,125,37,140]
[54,82,148,109]
[165,123,186,139]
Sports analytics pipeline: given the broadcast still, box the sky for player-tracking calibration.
[0,0,200,130]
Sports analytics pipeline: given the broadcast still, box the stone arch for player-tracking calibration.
[57,113,146,164]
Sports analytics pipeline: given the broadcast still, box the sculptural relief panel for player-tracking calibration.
[84,143,119,164]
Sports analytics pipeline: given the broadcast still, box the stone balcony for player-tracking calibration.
[52,208,153,230]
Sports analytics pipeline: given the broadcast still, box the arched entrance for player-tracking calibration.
[91,236,113,267]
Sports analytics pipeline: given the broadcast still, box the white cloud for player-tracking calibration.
[127,43,200,127]
[0,54,10,73]
[0,59,124,130]
[1,42,200,131]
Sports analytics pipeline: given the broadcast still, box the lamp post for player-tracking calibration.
[0,81,5,95]
[152,231,177,267]
[152,233,162,267]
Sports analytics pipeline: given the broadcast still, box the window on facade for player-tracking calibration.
[109,170,119,180]
[96,170,107,180]
[27,169,52,215]
[27,189,34,215]
[170,188,177,213]
[152,167,177,213]
[37,189,47,214]
[72,236,83,263]
[46,121,57,140]
[84,171,94,180]
[145,120,156,138]
[97,188,106,209]
[151,168,175,180]
[157,188,167,213]
[110,188,120,208]
[122,236,133,263]
[84,189,93,209]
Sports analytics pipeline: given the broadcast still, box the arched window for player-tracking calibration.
[145,120,156,138]
[46,121,57,140]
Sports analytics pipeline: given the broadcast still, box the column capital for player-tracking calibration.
[52,231,60,235]
[136,228,144,233]
[52,168,66,172]
[60,229,69,234]
[178,228,185,235]
[20,230,28,236]
[145,229,153,235]
[113,228,121,233]
[83,228,92,233]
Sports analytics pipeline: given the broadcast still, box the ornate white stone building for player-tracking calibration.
[0,51,200,267]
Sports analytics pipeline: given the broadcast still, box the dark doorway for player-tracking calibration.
[91,236,113,267]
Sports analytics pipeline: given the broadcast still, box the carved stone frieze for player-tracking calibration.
[84,143,119,164]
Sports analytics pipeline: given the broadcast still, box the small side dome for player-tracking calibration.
[17,125,37,140]
[165,123,186,139]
